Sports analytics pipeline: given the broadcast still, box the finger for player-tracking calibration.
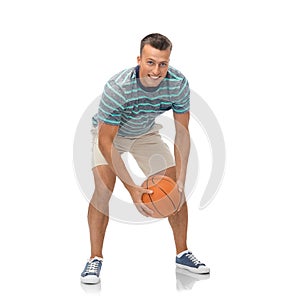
[141,203,154,216]
[176,181,184,193]
[142,188,153,195]
[177,192,186,212]
[137,207,149,217]
[135,203,148,217]
[135,203,154,217]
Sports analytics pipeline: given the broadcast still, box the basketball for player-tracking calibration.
[141,175,181,218]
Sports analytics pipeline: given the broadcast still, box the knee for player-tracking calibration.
[89,189,111,215]
[92,186,112,204]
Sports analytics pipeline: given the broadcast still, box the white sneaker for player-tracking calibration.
[80,257,102,284]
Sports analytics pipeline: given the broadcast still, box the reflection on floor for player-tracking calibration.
[80,267,210,294]
[176,267,210,291]
[80,281,101,294]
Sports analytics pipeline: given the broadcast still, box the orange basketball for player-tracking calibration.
[141,175,181,218]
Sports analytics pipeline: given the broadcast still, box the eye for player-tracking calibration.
[159,62,168,67]
[147,60,154,65]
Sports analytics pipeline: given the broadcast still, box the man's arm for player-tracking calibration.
[98,123,134,187]
[98,122,153,217]
[173,111,191,194]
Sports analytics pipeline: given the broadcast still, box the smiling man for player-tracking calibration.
[80,33,210,284]
[137,43,170,87]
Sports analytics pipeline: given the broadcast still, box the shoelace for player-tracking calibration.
[186,252,201,265]
[85,260,101,273]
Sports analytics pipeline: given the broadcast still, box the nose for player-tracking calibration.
[152,64,160,75]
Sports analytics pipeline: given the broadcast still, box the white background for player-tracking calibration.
[1,0,300,299]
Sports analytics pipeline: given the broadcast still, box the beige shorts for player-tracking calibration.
[91,124,175,176]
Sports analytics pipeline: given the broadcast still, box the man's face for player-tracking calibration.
[137,44,171,87]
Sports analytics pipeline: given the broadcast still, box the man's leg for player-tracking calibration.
[157,166,188,255]
[160,167,210,274]
[168,201,188,255]
[88,165,116,258]
[129,130,188,255]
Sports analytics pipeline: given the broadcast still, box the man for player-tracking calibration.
[81,33,210,284]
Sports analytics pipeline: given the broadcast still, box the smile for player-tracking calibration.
[148,75,161,80]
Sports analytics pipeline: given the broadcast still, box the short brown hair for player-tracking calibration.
[140,33,172,55]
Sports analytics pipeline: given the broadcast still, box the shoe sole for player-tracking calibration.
[80,275,100,284]
[176,263,210,274]
[176,267,210,280]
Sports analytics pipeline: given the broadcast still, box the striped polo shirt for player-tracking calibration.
[92,66,190,137]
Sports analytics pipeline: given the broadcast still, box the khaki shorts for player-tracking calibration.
[91,124,175,177]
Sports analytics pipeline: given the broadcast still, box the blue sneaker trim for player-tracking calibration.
[81,257,102,278]
[176,251,207,269]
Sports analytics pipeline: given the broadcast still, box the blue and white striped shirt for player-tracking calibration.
[92,66,190,137]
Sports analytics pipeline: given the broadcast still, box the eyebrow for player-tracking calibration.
[145,57,169,64]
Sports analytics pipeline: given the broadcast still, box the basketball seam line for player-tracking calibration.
[151,176,178,210]
[141,177,165,217]
[150,176,176,217]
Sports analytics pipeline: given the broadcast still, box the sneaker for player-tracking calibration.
[176,251,210,274]
[80,256,102,284]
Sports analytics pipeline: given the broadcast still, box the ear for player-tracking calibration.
[137,55,141,65]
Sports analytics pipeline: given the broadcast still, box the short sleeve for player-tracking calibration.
[172,78,190,114]
[95,81,125,126]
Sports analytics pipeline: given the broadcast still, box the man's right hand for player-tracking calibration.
[126,185,154,217]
